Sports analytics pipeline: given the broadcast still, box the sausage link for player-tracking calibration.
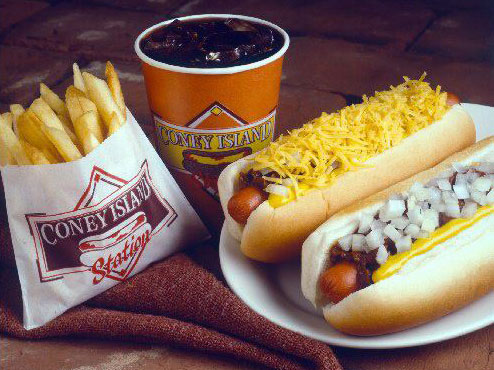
[228,186,267,225]
[319,262,359,303]
[446,92,461,106]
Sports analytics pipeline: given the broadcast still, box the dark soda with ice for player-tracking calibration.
[140,18,284,68]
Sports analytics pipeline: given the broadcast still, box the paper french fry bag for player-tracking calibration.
[1,111,210,329]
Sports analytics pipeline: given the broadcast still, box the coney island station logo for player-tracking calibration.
[153,102,276,197]
[26,161,177,285]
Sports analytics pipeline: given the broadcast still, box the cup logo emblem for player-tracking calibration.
[154,101,276,198]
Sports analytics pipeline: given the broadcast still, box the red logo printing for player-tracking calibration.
[26,161,177,284]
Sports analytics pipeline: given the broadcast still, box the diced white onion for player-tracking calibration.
[472,177,491,192]
[445,202,461,218]
[409,182,423,194]
[351,234,365,251]
[471,190,487,206]
[442,191,459,205]
[453,183,470,199]
[455,173,468,186]
[339,234,353,251]
[395,235,412,253]
[376,245,389,265]
[379,199,406,221]
[486,189,494,204]
[421,209,439,232]
[417,230,430,239]
[410,182,429,201]
[404,223,421,238]
[460,201,478,219]
[430,201,446,213]
[452,162,467,173]
[366,229,384,250]
[407,195,417,211]
[383,224,402,242]
[423,188,433,202]
[358,213,374,233]
[424,208,439,223]
[418,201,430,210]
[265,184,290,198]
[436,178,452,191]
[438,169,455,178]
[371,219,386,231]
[407,207,423,226]
[428,187,442,203]
[466,171,480,183]
[475,162,494,174]
[426,178,437,188]
[390,216,410,230]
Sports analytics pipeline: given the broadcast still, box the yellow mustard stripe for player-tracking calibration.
[372,205,494,282]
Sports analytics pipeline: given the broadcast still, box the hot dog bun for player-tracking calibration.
[301,137,494,335]
[218,105,475,263]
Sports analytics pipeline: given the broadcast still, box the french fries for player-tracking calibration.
[66,86,104,142]
[30,97,81,149]
[73,111,101,155]
[108,111,121,136]
[0,146,15,166]
[57,112,79,144]
[73,63,87,94]
[40,83,70,120]
[0,114,16,166]
[20,140,51,165]
[40,125,82,162]
[2,113,13,129]
[17,111,62,162]
[10,104,24,136]
[29,98,64,131]
[0,115,31,165]
[82,72,125,129]
[105,61,126,121]
[40,148,59,164]
[10,104,24,117]
[0,60,126,167]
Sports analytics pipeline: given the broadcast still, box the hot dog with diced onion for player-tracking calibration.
[301,138,494,335]
[218,75,475,263]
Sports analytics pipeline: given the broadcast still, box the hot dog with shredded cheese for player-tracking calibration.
[218,75,475,263]
[301,138,494,335]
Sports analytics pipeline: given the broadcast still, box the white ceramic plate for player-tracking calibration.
[219,103,494,349]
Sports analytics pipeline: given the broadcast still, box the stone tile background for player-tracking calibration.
[1,0,493,136]
[0,0,493,369]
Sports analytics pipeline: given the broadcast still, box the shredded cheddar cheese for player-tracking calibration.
[253,74,451,197]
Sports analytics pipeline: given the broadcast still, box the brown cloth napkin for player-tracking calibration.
[0,220,342,370]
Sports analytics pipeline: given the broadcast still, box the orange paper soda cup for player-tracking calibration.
[135,14,290,235]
